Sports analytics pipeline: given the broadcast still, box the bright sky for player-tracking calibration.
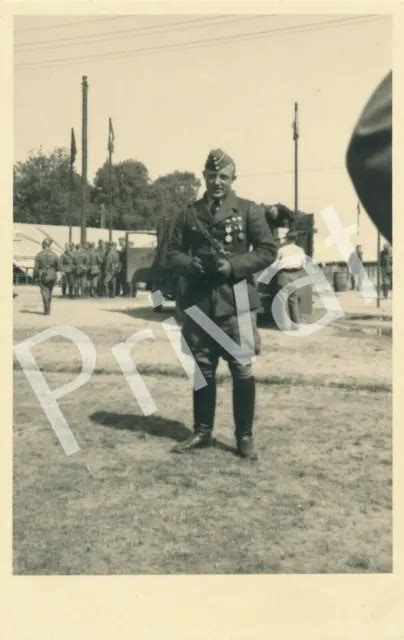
[14,13,392,260]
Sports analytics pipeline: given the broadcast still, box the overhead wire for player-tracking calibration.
[237,166,346,179]
[16,15,383,70]
[15,15,129,33]
[15,15,260,52]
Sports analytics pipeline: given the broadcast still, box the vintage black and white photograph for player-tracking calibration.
[12,11,392,575]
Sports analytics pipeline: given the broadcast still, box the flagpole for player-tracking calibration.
[69,156,73,244]
[80,76,89,245]
[108,144,112,242]
[108,117,113,243]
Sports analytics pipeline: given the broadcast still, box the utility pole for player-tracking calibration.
[293,101,299,213]
[80,75,88,245]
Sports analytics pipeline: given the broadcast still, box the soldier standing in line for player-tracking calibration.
[96,239,106,296]
[73,243,89,297]
[111,242,121,296]
[380,242,393,299]
[59,243,74,298]
[117,242,128,296]
[83,243,91,296]
[104,242,117,297]
[87,242,101,297]
[168,149,277,459]
[33,238,60,315]
[72,244,81,297]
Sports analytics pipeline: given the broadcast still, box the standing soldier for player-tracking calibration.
[72,244,81,297]
[380,241,393,299]
[59,243,74,298]
[82,242,90,296]
[33,238,60,315]
[87,242,101,297]
[111,242,121,296]
[168,149,277,459]
[73,243,89,297]
[348,244,364,291]
[104,242,116,297]
[96,239,106,296]
[71,243,78,296]
[117,241,128,296]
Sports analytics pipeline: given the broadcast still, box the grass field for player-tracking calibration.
[13,289,392,574]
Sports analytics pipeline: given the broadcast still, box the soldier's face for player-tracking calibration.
[203,163,235,200]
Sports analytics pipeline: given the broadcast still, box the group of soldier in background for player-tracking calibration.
[58,239,134,299]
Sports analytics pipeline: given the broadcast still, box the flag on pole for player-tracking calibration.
[108,118,115,153]
[292,102,299,141]
[357,200,361,234]
[70,128,77,165]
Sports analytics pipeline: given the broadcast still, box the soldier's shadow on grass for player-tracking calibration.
[105,306,174,323]
[19,309,46,315]
[90,410,235,454]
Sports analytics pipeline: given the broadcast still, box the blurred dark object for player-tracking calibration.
[196,246,221,275]
[347,72,392,243]
[264,204,315,259]
[264,203,297,234]
[257,210,315,320]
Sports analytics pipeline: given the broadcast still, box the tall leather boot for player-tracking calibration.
[233,377,257,459]
[172,379,216,453]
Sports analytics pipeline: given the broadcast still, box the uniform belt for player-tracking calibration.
[279,267,301,272]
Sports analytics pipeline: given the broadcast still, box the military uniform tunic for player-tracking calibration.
[87,248,101,292]
[168,191,277,377]
[59,250,74,297]
[73,247,89,296]
[33,247,59,314]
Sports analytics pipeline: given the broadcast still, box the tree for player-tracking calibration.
[13,147,83,225]
[92,159,154,230]
[151,171,201,221]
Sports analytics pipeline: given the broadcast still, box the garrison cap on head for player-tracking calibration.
[205,149,235,173]
[42,238,51,248]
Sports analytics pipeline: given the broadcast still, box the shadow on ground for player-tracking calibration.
[90,410,235,454]
[104,306,175,323]
[19,309,46,315]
